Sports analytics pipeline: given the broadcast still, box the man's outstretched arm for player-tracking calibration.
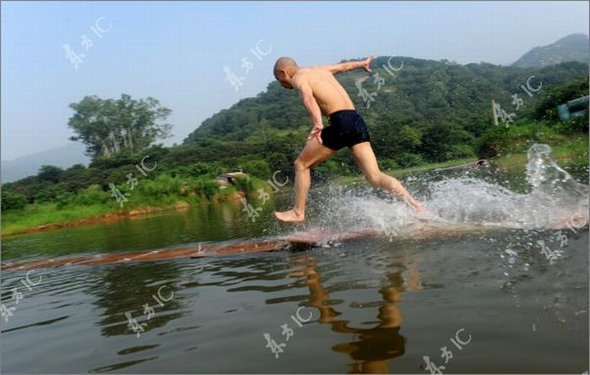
[317,56,374,74]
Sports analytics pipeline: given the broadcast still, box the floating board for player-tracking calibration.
[0,239,288,272]
[278,228,380,246]
[0,221,552,272]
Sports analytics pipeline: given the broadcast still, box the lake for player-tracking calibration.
[1,145,588,373]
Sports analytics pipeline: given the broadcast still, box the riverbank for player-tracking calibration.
[2,159,478,237]
[2,135,587,238]
[1,187,249,237]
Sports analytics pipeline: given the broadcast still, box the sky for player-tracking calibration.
[1,1,588,161]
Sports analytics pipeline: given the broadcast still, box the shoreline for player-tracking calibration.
[4,204,187,237]
[2,147,587,238]
[1,191,247,238]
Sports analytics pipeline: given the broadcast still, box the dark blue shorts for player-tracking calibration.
[321,110,371,151]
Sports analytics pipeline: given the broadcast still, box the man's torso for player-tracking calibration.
[294,68,356,116]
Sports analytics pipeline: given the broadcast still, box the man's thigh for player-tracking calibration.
[296,138,336,169]
[350,141,379,176]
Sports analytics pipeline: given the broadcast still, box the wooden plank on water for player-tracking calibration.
[0,221,564,272]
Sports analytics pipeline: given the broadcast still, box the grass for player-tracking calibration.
[332,157,478,185]
[2,124,587,236]
[1,203,116,235]
[494,130,588,171]
[1,177,272,237]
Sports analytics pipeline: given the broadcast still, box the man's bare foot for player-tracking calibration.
[406,198,427,214]
[274,209,305,223]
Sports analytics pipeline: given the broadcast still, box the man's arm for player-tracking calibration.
[294,79,324,144]
[296,81,323,128]
[317,56,374,75]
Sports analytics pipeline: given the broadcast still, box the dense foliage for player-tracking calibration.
[2,57,588,212]
[68,94,172,159]
[185,58,587,165]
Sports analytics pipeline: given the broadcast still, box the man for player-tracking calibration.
[273,56,426,223]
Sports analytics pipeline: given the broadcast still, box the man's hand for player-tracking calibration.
[307,125,323,144]
[325,55,376,74]
[362,55,375,73]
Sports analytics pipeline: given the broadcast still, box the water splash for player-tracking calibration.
[309,144,588,329]
[314,144,588,233]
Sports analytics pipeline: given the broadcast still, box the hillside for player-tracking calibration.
[2,57,588,234]
[184,57,588,164]
[512,33,589,68]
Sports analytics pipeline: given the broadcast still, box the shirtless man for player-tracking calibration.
[273,56,426,223]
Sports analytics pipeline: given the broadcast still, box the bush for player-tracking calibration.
[188,162,223,177]
[379,158,400,171]
[233,176,254,193]
[194,177,220,198]
[56,192,76,209]
[137,174,181,198]
[312,159,349,180]
[560,113,589,134]
[1,191,28,211]
[534,77,589,122]
[241,159,272,179]
[396,153,424,168]
[446,144,476,159]
[34,185,62,203]
[72,184,111,206]
[476,125,510,158]
[37,165,64,183]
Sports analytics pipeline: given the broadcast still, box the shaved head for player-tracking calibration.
[274,57,298,77]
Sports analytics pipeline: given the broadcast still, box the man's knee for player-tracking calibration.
[294,158,308,172]
[365,171,382,186]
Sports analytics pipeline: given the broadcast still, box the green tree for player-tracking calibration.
[38,165,64,183]
[68,94,172,160]
[241,159,272,179]
[534,76,589,122]
[1,191,28,211]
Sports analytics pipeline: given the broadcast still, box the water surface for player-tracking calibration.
[1,145,588,373]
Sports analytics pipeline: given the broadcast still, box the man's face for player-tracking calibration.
[275,70,293,89]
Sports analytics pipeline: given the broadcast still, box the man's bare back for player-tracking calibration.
[290,68,355,116]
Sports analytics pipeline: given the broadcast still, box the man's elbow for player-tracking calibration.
[331,63,346,74]
[302,95,316,107]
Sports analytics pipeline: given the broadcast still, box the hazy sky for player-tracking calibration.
[1,1,588,160]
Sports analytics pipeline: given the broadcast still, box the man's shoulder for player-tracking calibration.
[292,68,315,82]
[307,64,333,72]
[295,67,332,81]
[293,68,332,89]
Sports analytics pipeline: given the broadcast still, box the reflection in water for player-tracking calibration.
[87,262,184,339]
[289,253,422,373]
[83,262,188,372]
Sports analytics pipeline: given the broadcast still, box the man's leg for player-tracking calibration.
[274,138,335,222]
[351,142,425,213]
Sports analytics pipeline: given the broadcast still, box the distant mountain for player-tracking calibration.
[1,143,90,183]
[512,33,589,68]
